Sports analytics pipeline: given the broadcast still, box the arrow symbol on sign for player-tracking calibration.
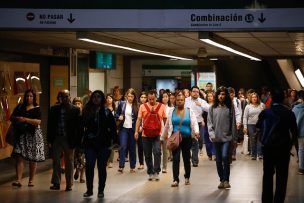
[67,13,75,23]
[258,13,266,23]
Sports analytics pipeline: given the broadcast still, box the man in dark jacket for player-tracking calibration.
[257,89,298,203]
[47,90,81,191]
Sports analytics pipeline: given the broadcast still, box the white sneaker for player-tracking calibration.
[154,173,159,181]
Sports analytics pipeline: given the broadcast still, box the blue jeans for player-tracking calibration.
[298,138,304,172]
[85,147,110,193]
[119,128,136,169]
[204,126,215,157]
[191,123,204,164]
[248,124,262,158]
[142,136,161,175]
[214,142,230,182]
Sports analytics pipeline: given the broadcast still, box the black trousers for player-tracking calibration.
[262,148,290,203]
[137,132,144,165]
[172,137,192,183]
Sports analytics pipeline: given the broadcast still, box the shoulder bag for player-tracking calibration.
[166,109,185,151]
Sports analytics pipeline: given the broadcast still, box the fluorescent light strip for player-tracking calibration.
[295,69,304,87]
[209,58,218,61]
[79,38,192,61]
[200,39,261,61]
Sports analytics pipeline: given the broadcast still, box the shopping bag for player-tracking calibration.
[242,134,249,155]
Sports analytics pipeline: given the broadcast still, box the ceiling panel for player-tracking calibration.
[0,31,304,58]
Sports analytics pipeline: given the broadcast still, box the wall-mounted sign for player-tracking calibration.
[1,8,304,30]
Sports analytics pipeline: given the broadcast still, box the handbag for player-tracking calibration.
[166,109,185,151]
[242,134,249,155]
[5,124,17,146]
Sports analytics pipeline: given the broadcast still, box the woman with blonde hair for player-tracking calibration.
[243,92,265,160]
[115,88,139,173]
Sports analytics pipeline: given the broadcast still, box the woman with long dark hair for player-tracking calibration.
[11,89,45,187]
[116,88,139,173]
[159,91,173,173]
[207,86,237,189]
[136,91,148,170]
[82,90,118,198]
[105,93,116,168]
[164,93,199,187]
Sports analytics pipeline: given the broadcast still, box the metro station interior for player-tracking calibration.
[0,2,304,203]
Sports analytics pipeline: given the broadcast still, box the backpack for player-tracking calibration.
[143,103,162,137]
[259,108,281,147]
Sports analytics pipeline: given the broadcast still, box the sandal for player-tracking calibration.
[28,181,34,187]
[171,181,179,187]
[12,181,22,187]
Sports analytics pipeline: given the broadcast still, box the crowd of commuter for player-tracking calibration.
[7,83,304,202]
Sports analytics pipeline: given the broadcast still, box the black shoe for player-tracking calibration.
[98,192,104,198]
[192,164,198,167]
[83,191,93,197]
[12,181,22,187]
[50,184,60,190]
[65,186,72,191]
[74,170,79,180]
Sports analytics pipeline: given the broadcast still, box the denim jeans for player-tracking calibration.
[247,124,262,158]
[85,147,110,193]
[191,123,204,164]
[142,136,161,175]
[204,126,215,157]
[172,137,192,183]
[298,138,304,172]
[213,141,230,182]
[119,128,136,169]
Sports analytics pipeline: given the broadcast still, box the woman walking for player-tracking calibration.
[105,93,116,168]
[164,93,199,187]
[136,91,148,170]
[11,89,45,187]
[160,92,174,173]
[243,92,265,160]
[82,90,118,198]
[116,88,139,173]
[208,86,237,189]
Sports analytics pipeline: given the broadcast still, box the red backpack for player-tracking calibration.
[143,103,162,137]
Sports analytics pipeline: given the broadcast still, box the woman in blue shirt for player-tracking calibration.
[163,93,199,187]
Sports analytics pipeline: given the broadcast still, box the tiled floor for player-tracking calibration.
[1,149,303,203]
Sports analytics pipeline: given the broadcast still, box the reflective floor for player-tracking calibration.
[1,148,303,203]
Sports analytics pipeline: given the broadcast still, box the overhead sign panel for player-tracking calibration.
[0,8,304,30]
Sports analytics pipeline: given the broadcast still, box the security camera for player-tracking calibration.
[197,47,207,58]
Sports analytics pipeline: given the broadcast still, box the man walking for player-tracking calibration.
[135,90,167,181]
[47,90,81,191]
[185,86,209,166]
[257,89,298,203]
